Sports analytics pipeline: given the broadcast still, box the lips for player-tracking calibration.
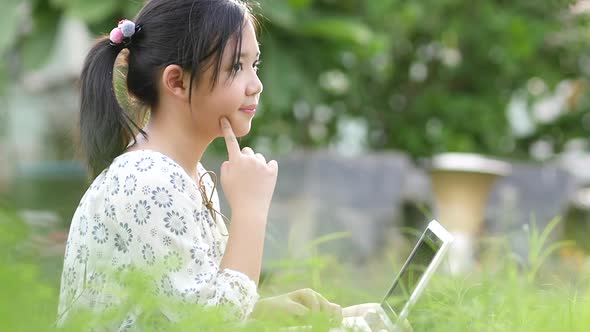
[239,104,257,114]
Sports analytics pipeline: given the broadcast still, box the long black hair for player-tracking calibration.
[80,0,255,177]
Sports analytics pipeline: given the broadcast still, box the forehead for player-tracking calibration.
[225,19,259,59]
[241,19,259,49]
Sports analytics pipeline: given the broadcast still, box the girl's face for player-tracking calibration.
[189,18,263,139]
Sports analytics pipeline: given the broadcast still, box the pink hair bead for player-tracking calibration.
[109,27,124,44]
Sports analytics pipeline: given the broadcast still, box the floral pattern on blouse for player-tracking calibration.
[57,150,259,329]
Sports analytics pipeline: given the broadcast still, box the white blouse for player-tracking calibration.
[57,150,258,328]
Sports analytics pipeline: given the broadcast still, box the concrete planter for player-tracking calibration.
[429,153,511,273]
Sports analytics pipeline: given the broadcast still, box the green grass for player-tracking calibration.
[1,204,589,331]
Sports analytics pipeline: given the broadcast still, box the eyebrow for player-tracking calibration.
[238,51,261,59]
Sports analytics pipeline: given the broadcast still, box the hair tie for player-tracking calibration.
[109,19,141,47]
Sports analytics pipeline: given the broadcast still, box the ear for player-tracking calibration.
[161,64,190,101]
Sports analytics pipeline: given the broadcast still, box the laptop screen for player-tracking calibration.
[381,228,442,319]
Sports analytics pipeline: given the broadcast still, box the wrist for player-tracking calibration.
[231,207,268,225]
[251,297,273,319]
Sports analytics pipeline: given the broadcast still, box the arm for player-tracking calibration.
[220,210,267,285]
[217,117,278,285]
[111,159,259,320]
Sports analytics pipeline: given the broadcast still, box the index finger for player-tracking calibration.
[220,117,240,160]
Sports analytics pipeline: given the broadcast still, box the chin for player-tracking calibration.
[228,115,253,137]
[234,123,252,137]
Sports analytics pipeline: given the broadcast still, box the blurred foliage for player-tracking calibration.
[2,0,590,159]
[251,0,590,159]
[0,205,59,330]
[2,202,590,331]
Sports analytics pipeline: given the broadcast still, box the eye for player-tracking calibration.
[253,60,261,72]
[232,63,243,72]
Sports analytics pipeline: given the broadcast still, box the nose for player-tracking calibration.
[246,73,263,96]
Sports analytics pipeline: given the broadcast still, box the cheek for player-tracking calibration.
[211,87,242,112]
[192,83,248,137]
[190,94,229,123]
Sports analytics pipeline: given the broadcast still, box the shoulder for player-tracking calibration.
[104,150,197,201]
[111,150,181,175]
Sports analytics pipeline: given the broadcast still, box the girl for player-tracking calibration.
[58,0,341,329]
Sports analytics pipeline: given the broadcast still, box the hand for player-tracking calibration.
[219,117,278,220]
[343,303,412,332]
[251,288,342,322]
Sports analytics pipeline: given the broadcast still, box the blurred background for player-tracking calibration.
[2,0,590,330]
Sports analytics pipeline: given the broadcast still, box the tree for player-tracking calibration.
[2,0,589,160]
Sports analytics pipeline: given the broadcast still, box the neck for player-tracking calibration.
[131,108,212,180]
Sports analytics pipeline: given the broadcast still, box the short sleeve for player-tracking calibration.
[109,153,259,320]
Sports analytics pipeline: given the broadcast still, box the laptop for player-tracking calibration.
[340,220,454,331]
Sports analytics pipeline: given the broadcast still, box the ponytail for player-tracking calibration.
[79,38,142,178]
